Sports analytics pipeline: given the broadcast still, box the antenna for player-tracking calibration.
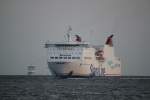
[66,25,72,42]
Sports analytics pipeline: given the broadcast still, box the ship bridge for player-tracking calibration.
[45,41,92,63]
[45,41,89,48]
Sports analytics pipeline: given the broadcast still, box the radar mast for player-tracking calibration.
[66,26,72,42]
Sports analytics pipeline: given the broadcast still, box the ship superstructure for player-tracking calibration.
[45,28,121,77]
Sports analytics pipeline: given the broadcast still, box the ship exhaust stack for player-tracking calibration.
[75,35,82,42]
[102,34,121,76]
[105,34,114,47]
[103,34,114,59]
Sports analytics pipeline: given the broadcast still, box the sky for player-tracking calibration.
[0,0,150,75]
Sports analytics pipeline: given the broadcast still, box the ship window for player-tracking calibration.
[55,57,58,59]
[64,57,67,59]
[84,57,92,59]
[50,57,54,59]
[72,57,80,59]
[72,57,76,59]
[68,57,71,59]
[76,57,80,59]
[59,57,62,59]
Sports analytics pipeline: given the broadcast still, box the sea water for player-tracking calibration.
[0,76,150,100]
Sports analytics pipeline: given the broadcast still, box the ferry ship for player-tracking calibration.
[45,27,121,77]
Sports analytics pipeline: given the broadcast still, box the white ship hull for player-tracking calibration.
[45,33,121,77]
[48,62,93,77]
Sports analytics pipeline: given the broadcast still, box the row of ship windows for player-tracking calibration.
[50,57,80,59]
[49,47,81,50]
[48,52,82,55]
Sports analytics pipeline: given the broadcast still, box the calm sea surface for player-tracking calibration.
[0,76,150,100]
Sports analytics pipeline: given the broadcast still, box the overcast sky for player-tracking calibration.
[0,0,150,75]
